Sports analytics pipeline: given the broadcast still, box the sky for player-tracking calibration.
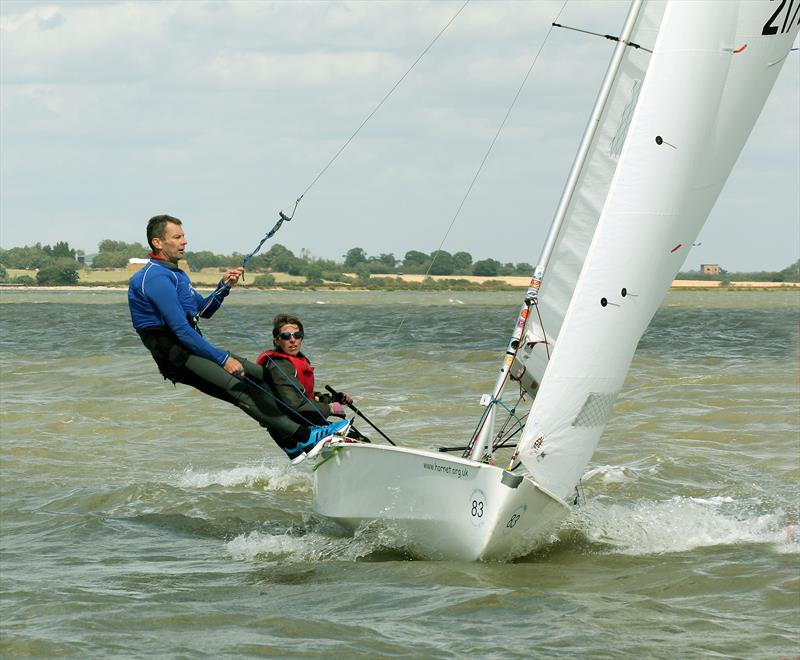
[1,0,798,272]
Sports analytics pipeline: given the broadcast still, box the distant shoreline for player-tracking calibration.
[1,279,798,293]
[4,266,799,292]
[669,279,800,290]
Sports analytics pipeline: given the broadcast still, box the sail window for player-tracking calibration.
[572,392,618,427]
[610,79,642,158]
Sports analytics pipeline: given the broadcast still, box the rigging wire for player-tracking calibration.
[493,418,527,451]
[241,374,321,428]
[241,199,302,269]
[199,1,575,442]
[215,303,334,423]
[197,1,472,337]
[195,0,472,317]
[492,397,526,442]
[551,21,652,53]
[288,0,471,208]
[391,0,570,339]
[534,298,551,361]
[190,282,335,426]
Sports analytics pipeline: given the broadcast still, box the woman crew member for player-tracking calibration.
[257,314,352,460]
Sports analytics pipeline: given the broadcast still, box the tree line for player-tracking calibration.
[0,239,798,285]
[0,240,537,285]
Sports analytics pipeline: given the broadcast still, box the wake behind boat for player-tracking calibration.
[311,0,799,561]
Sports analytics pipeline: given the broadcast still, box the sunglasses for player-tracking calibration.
[277,331,304,340]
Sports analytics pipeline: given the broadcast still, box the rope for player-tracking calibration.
[186,2,478,428]
[242,199,302,269]
[494,397,526,438]
[187,1,471,327]
[218,303,334,423]
[199,1,573,443]
[193,2,471,329]
[392,0,569,339]
[533,298,551,361]
[242,375,319,428]
[492,421,525,451]
[293,0,471,204]
[190,287,335,425]
[464,392,526,461]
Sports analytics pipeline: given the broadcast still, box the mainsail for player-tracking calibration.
[516,0,799,501]
[513,0,666,393]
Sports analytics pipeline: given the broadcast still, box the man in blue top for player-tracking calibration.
[128,214,346,462]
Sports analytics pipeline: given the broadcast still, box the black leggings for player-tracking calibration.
[138,328,306,449]
[175,355,302,448]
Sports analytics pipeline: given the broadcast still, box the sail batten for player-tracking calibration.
[517,0,799,501]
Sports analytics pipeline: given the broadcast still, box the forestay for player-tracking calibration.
[516,0,799,501]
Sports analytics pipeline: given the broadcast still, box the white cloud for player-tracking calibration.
[0,0,797,271]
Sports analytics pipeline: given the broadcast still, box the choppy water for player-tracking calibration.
[1,288,798,658]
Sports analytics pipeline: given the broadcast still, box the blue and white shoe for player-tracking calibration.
[288,419,350,465]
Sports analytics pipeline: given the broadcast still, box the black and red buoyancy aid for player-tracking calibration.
[256,350,315,398]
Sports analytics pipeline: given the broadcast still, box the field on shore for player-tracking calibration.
[4,268,798,290]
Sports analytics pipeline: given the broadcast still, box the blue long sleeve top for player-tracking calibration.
[128,259,231,365]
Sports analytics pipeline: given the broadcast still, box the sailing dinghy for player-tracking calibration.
[312,0,799,561]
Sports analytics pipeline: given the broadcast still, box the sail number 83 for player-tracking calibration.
[469,489,486,527]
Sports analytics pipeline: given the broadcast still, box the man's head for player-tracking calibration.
[147,214,186,264]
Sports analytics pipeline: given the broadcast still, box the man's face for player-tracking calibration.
[153,222,187,264]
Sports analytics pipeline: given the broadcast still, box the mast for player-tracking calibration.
[465,0,646,463]
[534,0,645,279]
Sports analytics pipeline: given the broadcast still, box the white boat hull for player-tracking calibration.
[312,442,571,561]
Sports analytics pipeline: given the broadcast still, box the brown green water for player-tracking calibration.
[1,289,798,657]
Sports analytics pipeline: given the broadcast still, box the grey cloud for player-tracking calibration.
[0,0,796,271]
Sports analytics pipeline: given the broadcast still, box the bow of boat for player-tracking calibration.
[312,442,571,561]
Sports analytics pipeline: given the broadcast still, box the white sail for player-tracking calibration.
[518,0,799,501]
[513,1,666,394]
